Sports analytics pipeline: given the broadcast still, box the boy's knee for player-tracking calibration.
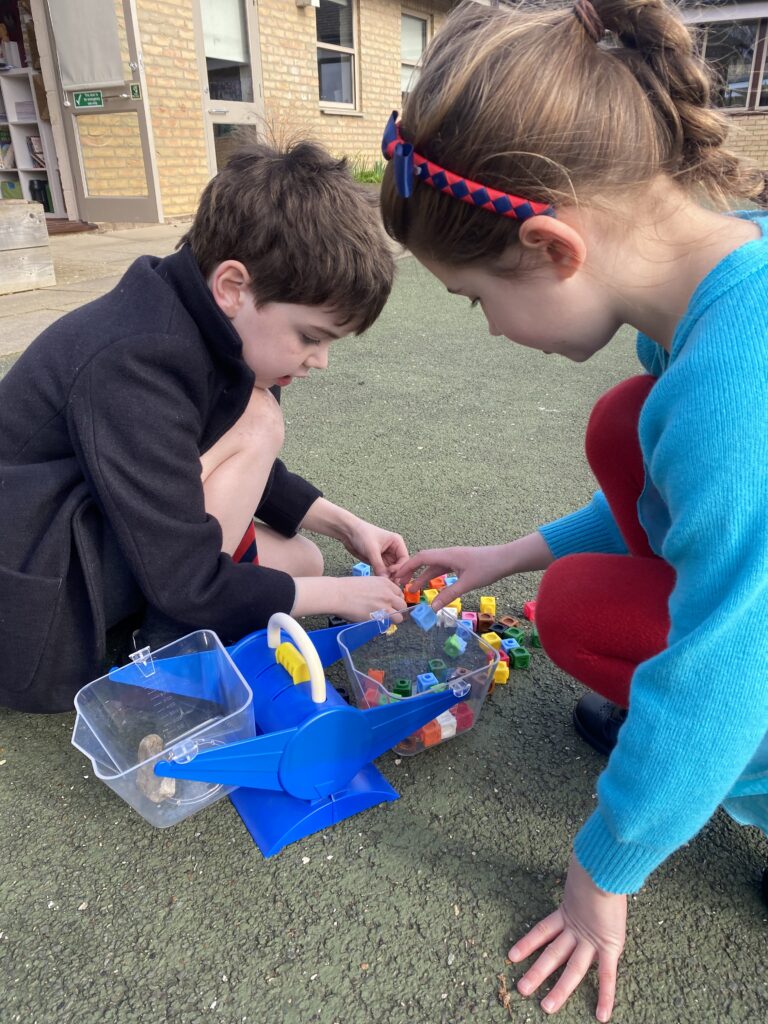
[296,534,324,577]
[239,387,285,452]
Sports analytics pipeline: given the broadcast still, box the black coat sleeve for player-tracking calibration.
[67,334,297,637]
[256,459,322,537]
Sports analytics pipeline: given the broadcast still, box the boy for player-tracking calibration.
[0,139,407,714]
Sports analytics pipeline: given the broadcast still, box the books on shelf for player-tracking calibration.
[0,125,13,169]
[26,134,44,168]
[29,177,52,212]
[0,179,22,200]
[15,99,36,121]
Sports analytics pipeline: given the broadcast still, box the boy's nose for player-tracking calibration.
[308,345,330,370]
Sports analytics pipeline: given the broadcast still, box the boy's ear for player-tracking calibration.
[518,216,586,278]
[208,260,251,318]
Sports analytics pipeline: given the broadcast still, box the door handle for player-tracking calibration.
[208,108,230,114]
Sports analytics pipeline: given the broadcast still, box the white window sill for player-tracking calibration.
[320,107,364,117]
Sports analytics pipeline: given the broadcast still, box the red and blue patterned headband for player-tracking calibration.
[381,111,555,221]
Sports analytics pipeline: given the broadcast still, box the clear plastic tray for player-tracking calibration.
[337,607,498,755]
[72,630,255,827]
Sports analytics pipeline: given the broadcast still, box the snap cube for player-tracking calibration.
[443,634,467,659]
[511,647,531,669]
[436,710,457,740]
[352,562,371,576]
[493,661,510,685]
[451,703,474,732]
[523,600,537,621]
[416,672,440,693]
[480,631,501,651]
[427,658,448,682]
[479,595,496,618]
[411,603,438,631]
[501,637,520,654]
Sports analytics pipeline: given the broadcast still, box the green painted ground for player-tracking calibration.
[1,257,766,1023]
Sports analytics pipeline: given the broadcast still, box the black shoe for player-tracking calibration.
[573,693,628,756]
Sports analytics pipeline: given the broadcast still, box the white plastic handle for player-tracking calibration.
[267,612,327,704]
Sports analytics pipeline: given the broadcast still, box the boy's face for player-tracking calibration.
[210,262,350,389]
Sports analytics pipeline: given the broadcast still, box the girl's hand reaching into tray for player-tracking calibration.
[392,532,555,611]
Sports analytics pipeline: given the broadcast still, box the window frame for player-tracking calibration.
[316,0,360,113]
[685,11,768,113]
[400,10,432,103]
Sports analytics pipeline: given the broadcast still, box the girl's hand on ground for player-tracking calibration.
[392,545,509,610]
[330,576,408,621]
[339,518,409,577]
[508,854,627,1022]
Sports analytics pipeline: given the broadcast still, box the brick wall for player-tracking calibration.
[77,113,147,196]
[727,114,768,172]
[256,0,453,167]
[136,0,210,219]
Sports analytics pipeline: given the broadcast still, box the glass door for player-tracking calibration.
[46,0,160,222]
[199,0,265,171]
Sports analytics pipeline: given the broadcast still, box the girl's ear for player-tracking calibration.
[518,216,586,278]
[208,260,251,318]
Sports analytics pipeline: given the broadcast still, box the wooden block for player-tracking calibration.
[0,200,49,251]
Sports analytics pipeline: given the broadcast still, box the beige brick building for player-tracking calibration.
[0,0,765,224]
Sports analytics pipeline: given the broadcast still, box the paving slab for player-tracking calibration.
[0,254,766,1024]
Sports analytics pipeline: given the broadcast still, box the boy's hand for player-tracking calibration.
[340,519,408,578]
[508,854,627,1022]
[331,576,408,621]
[292,575,407,621]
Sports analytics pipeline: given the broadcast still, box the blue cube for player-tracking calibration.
[501,637,520,653]
[416,672,440,693]
[351,562,371,576]
[444,574,458,587]
[410,602,438,631]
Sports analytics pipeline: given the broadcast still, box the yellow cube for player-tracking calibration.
[494,661,510,685]
[275,641,310,684]
[446,597,462,614]
[422,588,439,604]
[479,595,496,618]
[481,631,501,650]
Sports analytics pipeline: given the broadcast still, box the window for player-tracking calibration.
[700,20,758,109]
[401,13,429,101]
[317,0,357,108]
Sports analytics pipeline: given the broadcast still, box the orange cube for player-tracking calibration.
[420,720,442,747]
[429,576,447,591]
[404,586,421,605]
[367,668,385,686]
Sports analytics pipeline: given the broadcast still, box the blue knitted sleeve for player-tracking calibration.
[574,268,768,893]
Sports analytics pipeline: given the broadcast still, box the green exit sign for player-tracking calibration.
[73,90,103,109]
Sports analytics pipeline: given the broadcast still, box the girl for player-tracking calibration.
[381,1,768,1020]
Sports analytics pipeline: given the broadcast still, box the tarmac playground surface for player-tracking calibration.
[1,251,766,1024]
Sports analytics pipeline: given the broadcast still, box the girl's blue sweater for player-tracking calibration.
[538,211,768,893]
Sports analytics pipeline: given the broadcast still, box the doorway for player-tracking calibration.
[44,0,160,222]
[198,0,265,172]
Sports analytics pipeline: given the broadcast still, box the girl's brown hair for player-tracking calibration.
[381,0,764,266]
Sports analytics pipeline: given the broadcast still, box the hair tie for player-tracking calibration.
[381,112,555,222]
[572,0,605,43]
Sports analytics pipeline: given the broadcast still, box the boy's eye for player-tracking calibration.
[300,333,322,345]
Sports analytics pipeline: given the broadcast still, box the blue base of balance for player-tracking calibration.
[230,761,398,858]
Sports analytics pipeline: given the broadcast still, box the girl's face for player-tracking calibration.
[418,253,622,363]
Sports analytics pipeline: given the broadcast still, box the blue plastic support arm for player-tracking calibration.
[154,727,292,790]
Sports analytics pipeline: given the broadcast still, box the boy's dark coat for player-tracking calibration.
[0,245,321,712]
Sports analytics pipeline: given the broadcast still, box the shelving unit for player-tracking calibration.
[0,68,64,217]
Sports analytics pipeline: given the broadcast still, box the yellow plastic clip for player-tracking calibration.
[275,641,311,684]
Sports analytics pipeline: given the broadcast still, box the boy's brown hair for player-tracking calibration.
[183,138,394,333]
[381,0,765,267]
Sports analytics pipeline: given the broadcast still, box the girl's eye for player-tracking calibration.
[469,298,481,309]
[301,334,321,345]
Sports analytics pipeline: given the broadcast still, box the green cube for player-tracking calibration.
[503,627,525,643]
[393,678,412,698]
[511,647,530,669]
[428,658,448,682]
[530,627,542,649]
[443,634,464,659]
